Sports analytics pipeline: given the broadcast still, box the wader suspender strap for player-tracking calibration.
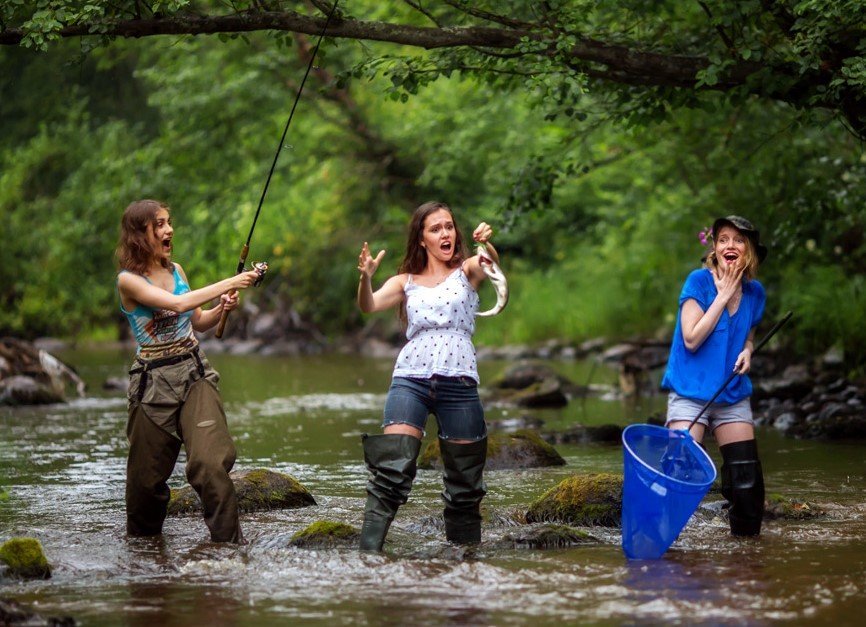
[131,347,205,403]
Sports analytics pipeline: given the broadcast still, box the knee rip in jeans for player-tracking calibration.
[196,420,216,428]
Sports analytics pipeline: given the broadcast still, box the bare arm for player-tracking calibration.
[680,263,744,351]
[171,265,245,332]
[118,267,259,315]
[356,242,406,313]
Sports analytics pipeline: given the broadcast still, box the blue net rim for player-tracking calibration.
[621,423,718,487]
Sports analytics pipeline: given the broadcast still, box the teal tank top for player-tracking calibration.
[118,264,196,356]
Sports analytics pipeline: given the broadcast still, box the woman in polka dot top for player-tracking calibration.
[356,201,501,551]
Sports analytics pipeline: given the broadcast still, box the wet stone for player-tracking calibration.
[290,521,360,548]
[765,494,826,520]
[0,537,51,580]
[499,524,600,549]
[0,599,75,626]
[168,468,316,515]
[525,473,623,527]
[418,430,566,471]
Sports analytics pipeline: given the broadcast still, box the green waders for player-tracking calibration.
[440,437,487,544]
[359,434,422,551]
[126,349,241,543]
[720,439,765,536]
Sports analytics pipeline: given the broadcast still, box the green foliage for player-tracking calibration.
[2,2,866,370]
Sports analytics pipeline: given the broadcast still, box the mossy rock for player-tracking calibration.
[290,521,360,549]
[764,494,826,520]
[418,430,566,471]
[0,537,51,579]
[168,468,316,515]
[501,524,600,549]
[526,473,623,527]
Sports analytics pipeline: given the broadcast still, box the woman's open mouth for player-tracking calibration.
[162,238,172,253]
[723,251,739,264]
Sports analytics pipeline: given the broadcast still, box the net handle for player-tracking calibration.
[686,310,793,433]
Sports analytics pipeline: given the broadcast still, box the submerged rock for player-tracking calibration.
[764,494,826,520]
[0,599,75,626]
[168,468,315,515]
[0,537,51,579]
[544,424,623,445]
[290,521,360,548]
[525,473,623,527]
[500,524,600,549]
[418,430,566,471]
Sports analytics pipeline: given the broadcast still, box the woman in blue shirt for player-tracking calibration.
[661,215,768,536]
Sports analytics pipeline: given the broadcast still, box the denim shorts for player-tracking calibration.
[665,392,753,431]
[383,376,487,441]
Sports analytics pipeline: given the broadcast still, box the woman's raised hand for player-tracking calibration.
[472,222,493,244]
[712,259,744,301]
[358,242,385,279]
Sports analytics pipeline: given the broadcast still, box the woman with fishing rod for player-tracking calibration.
[661,215,769,536]
[355,201,502,551]
[116,199,261,543]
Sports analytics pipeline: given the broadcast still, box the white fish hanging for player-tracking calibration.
[475,243,509,317]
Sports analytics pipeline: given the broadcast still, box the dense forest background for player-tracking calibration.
[1,1,865,368]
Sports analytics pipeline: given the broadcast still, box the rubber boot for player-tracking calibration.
[359,433,422,551]
[440,437,487,544]
[720,439,765,536]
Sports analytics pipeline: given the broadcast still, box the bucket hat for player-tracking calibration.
[712,215,768,263]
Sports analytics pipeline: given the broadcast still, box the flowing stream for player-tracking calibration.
[2,347,865,625]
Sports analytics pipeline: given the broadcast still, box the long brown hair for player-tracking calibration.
[115,199,171,274]
[397,201,468,275]
[396,201,468,326]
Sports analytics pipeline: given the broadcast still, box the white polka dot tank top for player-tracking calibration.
[393,267,480,383]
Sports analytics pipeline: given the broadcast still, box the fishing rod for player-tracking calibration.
[216,0,341,338]
[686,310,793,432]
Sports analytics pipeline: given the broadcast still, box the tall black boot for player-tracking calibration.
[440,437,487,544]
[359,433,422,551]
[720,439,765,536]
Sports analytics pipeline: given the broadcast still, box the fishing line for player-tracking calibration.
[217,0,340,337]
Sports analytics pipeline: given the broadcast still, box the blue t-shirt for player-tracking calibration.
[660,268,766,404]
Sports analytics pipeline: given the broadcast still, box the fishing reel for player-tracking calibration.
[250,261,269,287]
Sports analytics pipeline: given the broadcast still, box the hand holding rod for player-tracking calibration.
[215,0,340,338]
[686,310,793,433]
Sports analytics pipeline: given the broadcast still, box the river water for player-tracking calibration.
[1,347,865,625]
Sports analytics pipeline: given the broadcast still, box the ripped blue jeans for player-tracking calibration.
[382,376,487,441]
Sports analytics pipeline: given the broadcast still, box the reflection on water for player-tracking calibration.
[1,348,865,625]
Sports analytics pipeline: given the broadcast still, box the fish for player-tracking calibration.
[475,243,509,317]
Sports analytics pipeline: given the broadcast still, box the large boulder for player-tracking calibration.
[487,361,580,408]
[0,537,51,579]
[418,430,566,471]
[168,468,315,515]
[525,473,623,527]
[0,338,85,406]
